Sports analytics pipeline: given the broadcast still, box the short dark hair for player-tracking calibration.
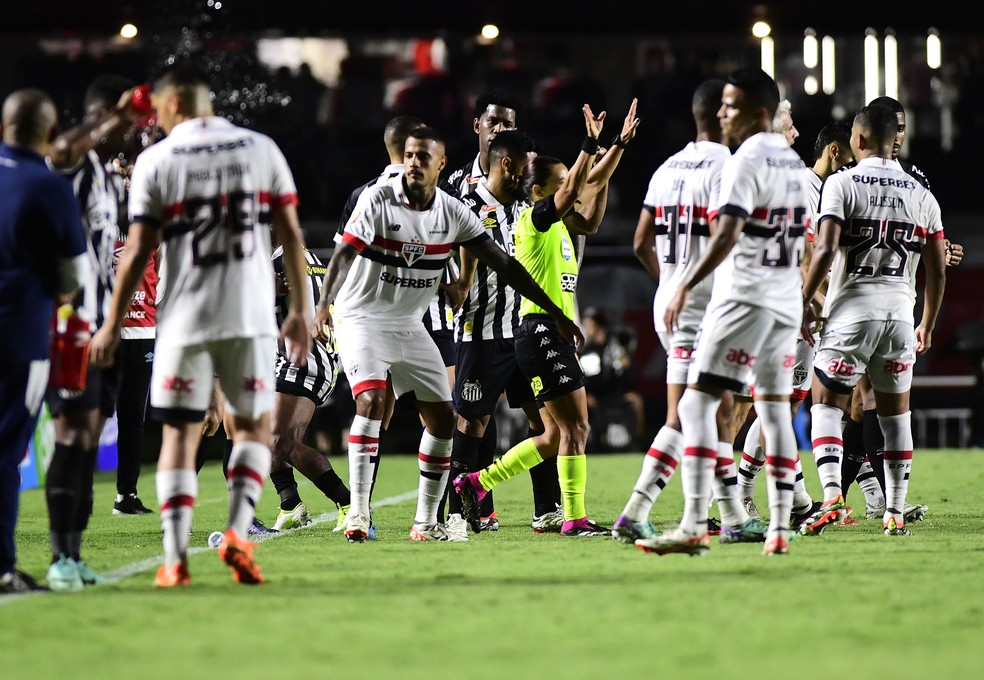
[812,121,853,162]
[473,87,522,119]
[725,68,780,119]
[84,75,134,111]
[522,155,563,199]
[692,78,725,129]
[855,104,899,147]
[408,126,445,147]
[868,96,905,114]
[384,115,425,155]
[153,65,211,93]
[488,129,536,164]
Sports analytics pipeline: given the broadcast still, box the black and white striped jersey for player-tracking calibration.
[272,246,338,405]
[456,182,525,342]
[52,150,120,331]
[439,153,485,201]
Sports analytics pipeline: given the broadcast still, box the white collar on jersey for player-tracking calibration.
[855,157,904,171]
[168,115,236,138]
[378,163,404,181]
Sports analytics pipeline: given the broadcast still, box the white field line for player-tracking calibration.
[1,489,418,607]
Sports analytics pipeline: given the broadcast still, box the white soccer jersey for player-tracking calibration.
[804,168,823,239]
[455,181,526,342]
[817,156,944,326]
[645,140,731,332]
[711,132,809,327]
[335,175,487,330]
[128,116,297,349]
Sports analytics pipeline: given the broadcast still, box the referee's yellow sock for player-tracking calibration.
[558,454,588,520]
[479,438,543,490]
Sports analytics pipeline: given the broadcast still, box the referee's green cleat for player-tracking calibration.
[46,555,84,592]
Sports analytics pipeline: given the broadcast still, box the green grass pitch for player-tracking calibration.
[4,450,984,679]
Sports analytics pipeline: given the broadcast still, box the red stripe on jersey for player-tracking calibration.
[708,208,719,222]
[645,448,679,468]
[692,206,709,219]
[751,207,769,219]
[812,436,843,448]
[270,192,299,209]
[766,455,797,470]
[884,450,914,461]
[228,466,265,486]
[341,231,368,252]
[371,236,454,255]
[160,494,195,511]
[162,201,184,220]
[351,378,388,397]
[684,446,717,459]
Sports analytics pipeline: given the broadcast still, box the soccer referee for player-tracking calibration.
[0,89,88,593]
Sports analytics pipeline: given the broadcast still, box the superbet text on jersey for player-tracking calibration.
[128,116,298,349]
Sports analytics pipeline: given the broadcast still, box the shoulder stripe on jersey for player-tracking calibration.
[341,231,367,251]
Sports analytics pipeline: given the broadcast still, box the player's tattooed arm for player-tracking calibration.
[311,242,358,342]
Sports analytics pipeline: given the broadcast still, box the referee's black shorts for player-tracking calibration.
[453,338,535,416]
[514,314,584,406]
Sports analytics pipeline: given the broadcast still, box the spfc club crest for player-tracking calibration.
[402,242,426,266]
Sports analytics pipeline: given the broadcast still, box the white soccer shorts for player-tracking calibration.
[814,319,916,394]
[335,322,451,403]
[151,336,276,420]
[688,300,797,397]
[656,329,695,386]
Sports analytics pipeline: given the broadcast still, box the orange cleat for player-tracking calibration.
[155,562,191,587]
[218,529,265,584]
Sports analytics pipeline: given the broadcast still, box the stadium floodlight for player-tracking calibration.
[752,21,771,39]
[761,36,775,77]
[927,28,942,69]
[481,24,500,41]
[120,23,138,39]
[822,36,836,94]
[864,28,880,105]
[804,29,818,69]
[884,30,899,100]
[804,75,819,95]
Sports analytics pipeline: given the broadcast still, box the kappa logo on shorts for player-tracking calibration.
[460,379,483,402]
[535,324,548,333]
[558,375,571,384]
[545,350,558,359]
[540,337,550,347]
[402,242,427,266]
[530,376,543,396]
[553,362,565,372]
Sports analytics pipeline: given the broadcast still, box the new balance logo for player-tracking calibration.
[535,324,548,333]
[388,224,402,231]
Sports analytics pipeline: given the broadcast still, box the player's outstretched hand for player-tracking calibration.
[282,311,312,365]
[915,325,933,354]
[664,287,689,334]
[945,239,964,267]
[311,305,332,343]
[582,104,606,140]
[557,315,585,353]
[89,324,120,368]
[616,98,641,145]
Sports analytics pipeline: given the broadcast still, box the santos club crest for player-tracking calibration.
[402,243,426,266]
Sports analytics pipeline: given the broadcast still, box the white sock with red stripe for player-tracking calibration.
[714,442,748,527]
[226,441,271,537]
[415,431,452,525]
[677,389,720,535]
[620,426,682,522]
[811,403,845,502]
[878,412,913,525]
[348,415,381,518]
[156,468,197,567]
[737,417,765,499]
[756,400,798,538]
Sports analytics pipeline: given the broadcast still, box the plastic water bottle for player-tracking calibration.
[49,304,90,393]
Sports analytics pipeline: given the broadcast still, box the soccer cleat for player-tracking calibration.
[741,496,762,521]
[76,561,108,586]
[611,515,660,544]
[247,516,278,536]
[453,473,488,533]
[706,516,722,536]
[343,512,372,543]
[561,518,611,537]
[635,527,711,556]
[884,516,912,536]
[273,503,312,531]
[531,507,565,534]
[904,503,928,524]
[0,570,48,594]
[763,534,790,555]
[410,522,468,542]
[332,504,350,533]
[46,556,84,592]
[791,500,822,531]
[154,562,191,587]
[218,529,264,584]
[113,494,154,515]
[445,513,469,541]
[799,496,847,536]
[367,522,378,541]
[479,511,499,532]
[720,518,768,544]
[866,502,887,520]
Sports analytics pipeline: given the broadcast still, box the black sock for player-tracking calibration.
[222,438,234,479]
[46,443,83,562]
[314,470,350,507]
[194,436,209,475]
[271,468,302,511]
[528,429,559,516]
[369,427,384,504]
[74,447,98,546]
[862,409,886,493]
[841,418,865,500]
[478,418,497,518]
[442,429,481,520]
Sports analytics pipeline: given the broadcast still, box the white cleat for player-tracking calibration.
[343,512,372,543]
[410,522,468,542]
[445,514,469,541]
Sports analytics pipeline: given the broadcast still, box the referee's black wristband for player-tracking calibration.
[581,136,599,154]
[612,134,628,148]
